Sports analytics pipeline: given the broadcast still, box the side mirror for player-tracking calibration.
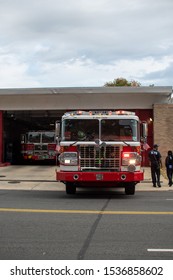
[55,121,60,138]
[141,122,148,141]
[21,134,25,144]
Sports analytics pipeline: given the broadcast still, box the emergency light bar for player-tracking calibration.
[65,110,135,116]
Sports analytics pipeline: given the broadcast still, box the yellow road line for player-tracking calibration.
[0,208,173,215]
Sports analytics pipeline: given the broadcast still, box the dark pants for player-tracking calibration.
[151,165,161,186]
[166,168,173,186]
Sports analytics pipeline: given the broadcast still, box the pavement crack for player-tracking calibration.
[31,182,42,190]
[77,197,111,260]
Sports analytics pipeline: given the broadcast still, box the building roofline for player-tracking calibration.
[0,86,172,96]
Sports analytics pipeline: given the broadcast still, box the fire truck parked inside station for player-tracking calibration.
[3,110,62,164]
[21,131,56,162]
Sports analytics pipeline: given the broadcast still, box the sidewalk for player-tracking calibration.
[136,167,170,191]
[0,165,171,191]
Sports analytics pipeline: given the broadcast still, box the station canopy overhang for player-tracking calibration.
[0,86,172,111]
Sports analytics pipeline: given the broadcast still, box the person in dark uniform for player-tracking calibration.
[165,150,173,187]
[148,144,162,187]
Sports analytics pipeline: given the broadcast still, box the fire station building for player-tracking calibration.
[0,86,173,166]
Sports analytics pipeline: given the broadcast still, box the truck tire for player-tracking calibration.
[66,183,76,194]
[125,184,135,195]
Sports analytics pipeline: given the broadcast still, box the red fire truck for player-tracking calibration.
[21,131,56,161]
[55,110,148,195]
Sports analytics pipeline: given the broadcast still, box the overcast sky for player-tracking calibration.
[0,0,173,88]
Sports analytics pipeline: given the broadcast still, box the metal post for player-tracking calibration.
[0,111,3,164]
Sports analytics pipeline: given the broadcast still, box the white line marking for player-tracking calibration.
[148,249,173,252]
[166,199,173,200]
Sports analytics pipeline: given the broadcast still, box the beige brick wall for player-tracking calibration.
[153,104,173,165]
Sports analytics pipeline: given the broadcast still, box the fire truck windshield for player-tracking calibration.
[62,118,139,142]
[63,119,99,141]
[42,132,55,143]
[101,119,138,141]
[27,131,55,143]
[27,132,41,143]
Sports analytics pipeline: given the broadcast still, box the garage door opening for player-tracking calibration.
[3,110,63,165]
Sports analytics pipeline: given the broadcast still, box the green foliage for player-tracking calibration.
[104,77,141,87]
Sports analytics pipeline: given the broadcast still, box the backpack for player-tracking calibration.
[166,156,173,169]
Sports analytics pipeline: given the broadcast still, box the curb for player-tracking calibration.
[0,162,11,167]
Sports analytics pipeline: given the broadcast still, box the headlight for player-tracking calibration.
[122,152,141,166]
[26,150,33,155]
[48,151,56,156]
[59,152,78,166]
[129,159,136,165]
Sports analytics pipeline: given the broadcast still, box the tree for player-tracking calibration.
[104,77,141,87]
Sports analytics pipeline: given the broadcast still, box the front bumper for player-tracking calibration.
[56,170,143,184]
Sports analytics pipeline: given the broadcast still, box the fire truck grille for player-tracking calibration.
[34,144,48,151]
[79,145,120,171]
[34,144,48,156]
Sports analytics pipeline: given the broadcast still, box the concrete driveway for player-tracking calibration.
[0,165,170,191]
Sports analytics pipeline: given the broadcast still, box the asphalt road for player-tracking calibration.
[0,189,173,260]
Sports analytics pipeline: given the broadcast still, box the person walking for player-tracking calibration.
[165,150,173,187]
[148,144,162,187]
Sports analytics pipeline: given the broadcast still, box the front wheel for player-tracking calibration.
[125,184,135,195]
[66,183,76,194]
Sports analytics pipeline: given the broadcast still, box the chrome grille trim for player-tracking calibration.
[79,145,121,171]
[34,144,48,151]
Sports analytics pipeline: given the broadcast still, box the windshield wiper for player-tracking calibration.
[69,141,80,146]
[122,141,130,146]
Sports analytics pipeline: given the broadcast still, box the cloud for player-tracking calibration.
[0,0,173,87]
[0,47,40,88]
